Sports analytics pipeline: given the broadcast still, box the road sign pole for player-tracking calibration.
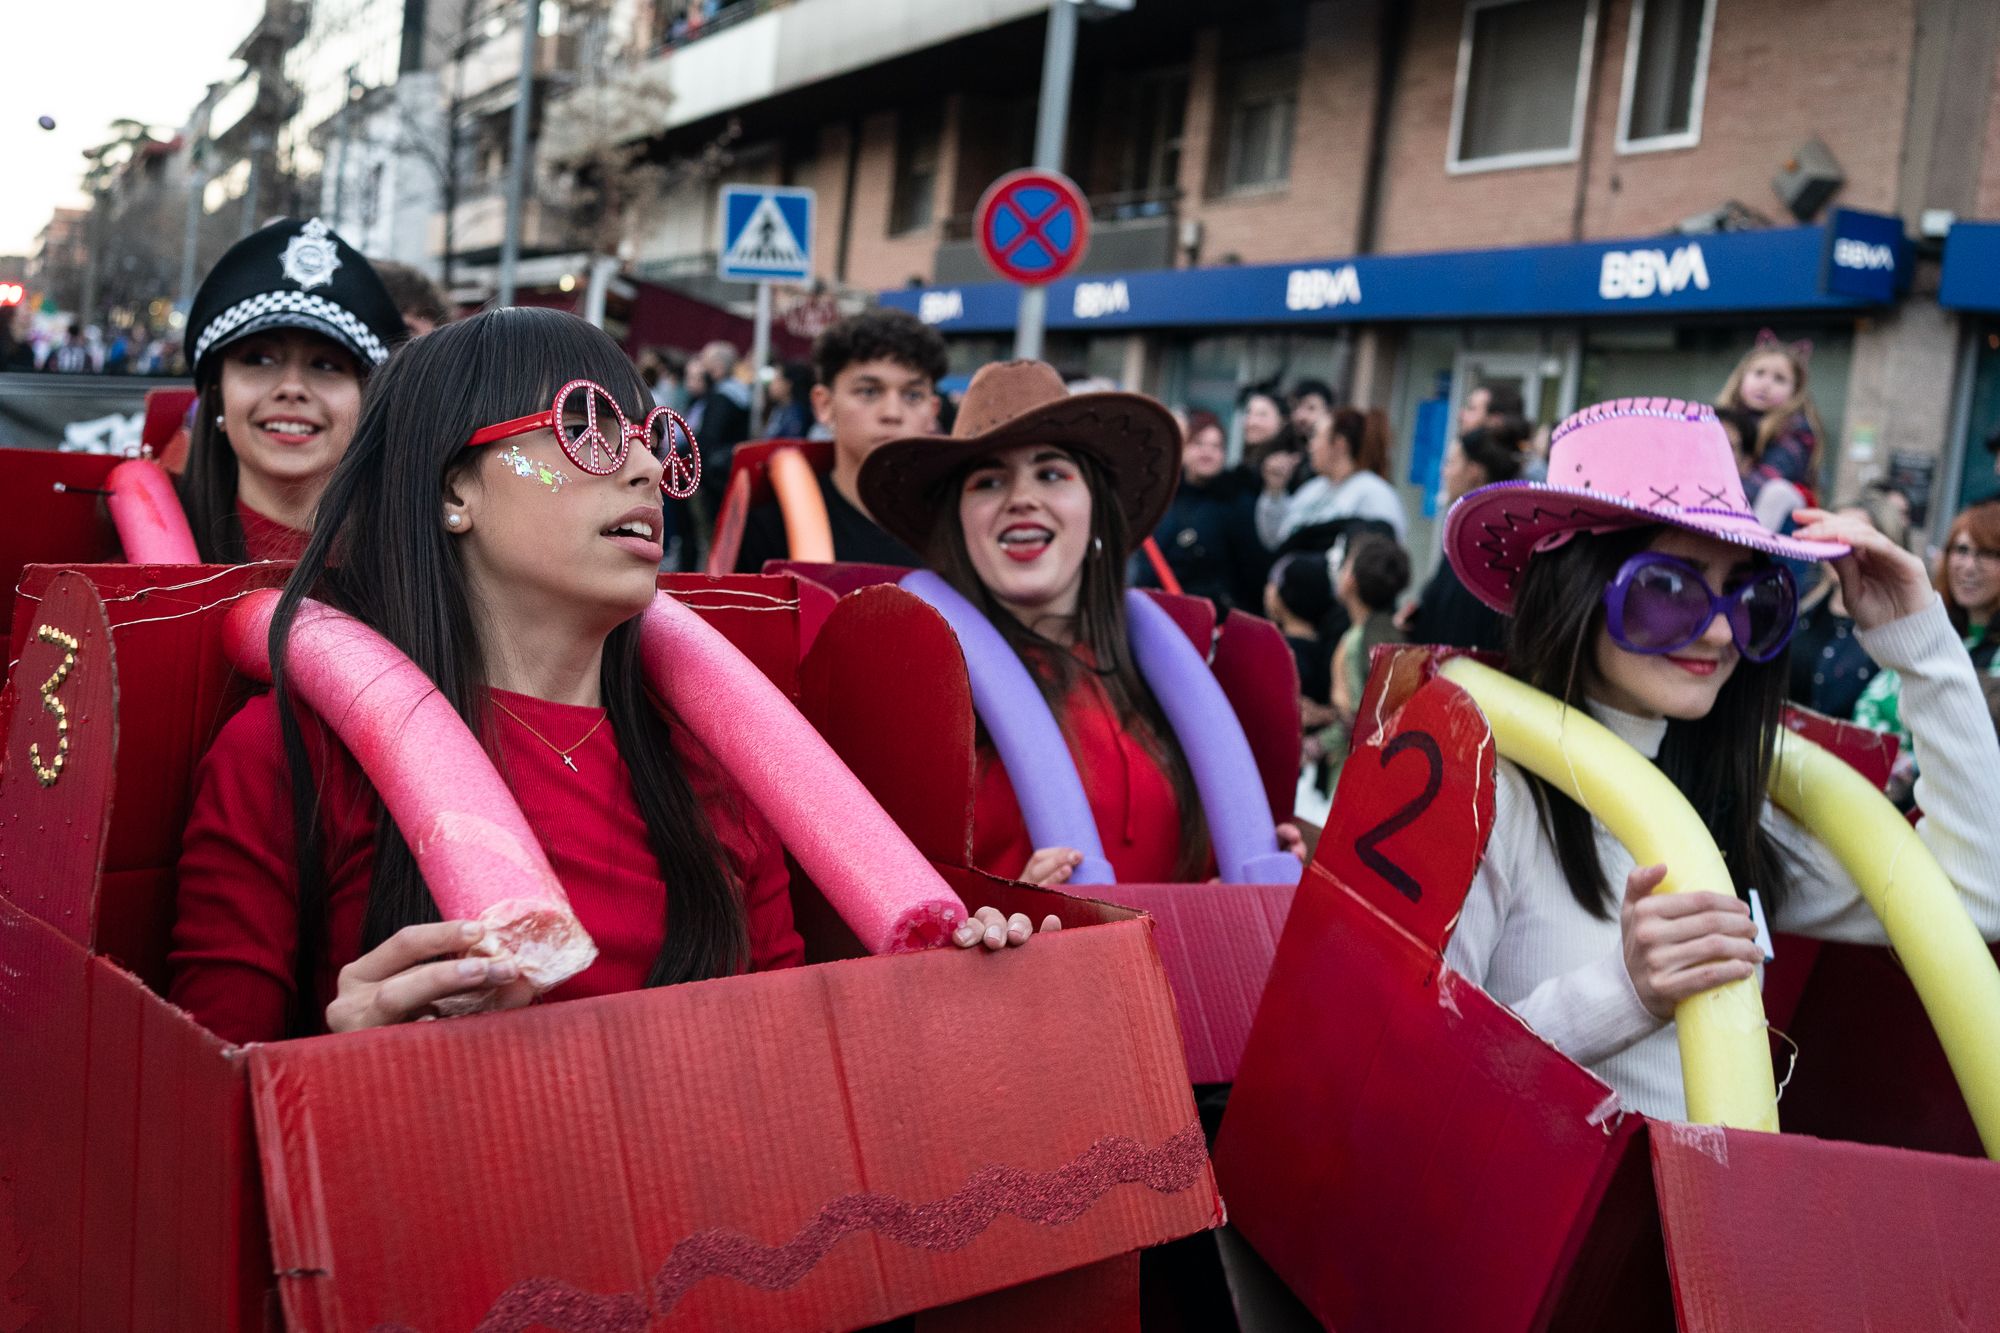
[750,280,773,436]
[1015,0,1079,359]
[497,0,539,308]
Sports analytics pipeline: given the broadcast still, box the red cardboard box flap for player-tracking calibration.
[1211,607,1302,826]
[800,584,978,869]
[1100,882,1294,1085]
[250,914,1216,1332]
[0,453,122,659]
[1653,1126,2000,1332]
[655,573,814,698]
[0,570,118,949]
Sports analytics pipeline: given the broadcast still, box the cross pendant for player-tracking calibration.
[561,754,578,773]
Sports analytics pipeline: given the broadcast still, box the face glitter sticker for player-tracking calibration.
[28,624,80,787]
[498,445,569,494]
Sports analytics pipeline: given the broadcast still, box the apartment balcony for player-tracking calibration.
[932,188,1181,286]
[208,70,298,147]
[453,30,582,108]
[639,0,1048,133]
[431,184,575,262]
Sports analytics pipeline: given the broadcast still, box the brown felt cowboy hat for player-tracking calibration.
[858,359,1181,557]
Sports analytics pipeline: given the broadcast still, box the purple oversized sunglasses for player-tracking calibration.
[1603,552,1798,663]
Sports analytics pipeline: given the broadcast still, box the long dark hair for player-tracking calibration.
[268,307,747,1034]
[179,378,249,562]
[924,451,1211,880]
[1506,526,1797,920]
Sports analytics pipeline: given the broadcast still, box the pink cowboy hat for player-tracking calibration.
[1444,397,1849,614]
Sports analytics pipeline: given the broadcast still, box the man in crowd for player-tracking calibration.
[734,309,947,572]
[1457,379,1525,437]
[370,260,452,338]
[1290,378,1336,447]
[45,324,93,373]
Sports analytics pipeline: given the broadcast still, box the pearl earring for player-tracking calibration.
[1092,535,1104,556]
[213,414,225,430]
[447,514,462,528]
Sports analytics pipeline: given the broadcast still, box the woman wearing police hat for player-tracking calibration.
[180,217,405,561]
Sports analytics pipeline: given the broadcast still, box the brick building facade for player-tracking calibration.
[602,0,2000,549]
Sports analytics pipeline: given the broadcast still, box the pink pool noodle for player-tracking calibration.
[637,591,968,952]
[223,590,597,999]
[106,459,200,564]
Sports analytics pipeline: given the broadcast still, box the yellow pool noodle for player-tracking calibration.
[1769,728,2000,1159]
[1439,657,1779,1131]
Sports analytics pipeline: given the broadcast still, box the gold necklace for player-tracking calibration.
[490,697,608,774]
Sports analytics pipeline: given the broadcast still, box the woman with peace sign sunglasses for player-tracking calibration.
[171,308,1046,1044]
[1434,398,2000,1122]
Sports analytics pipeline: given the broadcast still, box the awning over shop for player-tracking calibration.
[1940,221,2000,313]
[883,209,1909,335]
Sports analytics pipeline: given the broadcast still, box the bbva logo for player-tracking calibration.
[1285,265,1363,311]
[1599,243,1710,300]
[1072,280,1132,320]
[917,290,965,324]
[1833,238,1897,271]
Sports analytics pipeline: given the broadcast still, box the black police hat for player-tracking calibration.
[184,216,406,379]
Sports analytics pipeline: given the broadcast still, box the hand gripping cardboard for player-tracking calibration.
[799,581,1303,1084]
[0,567,1217,1332]
[1214,644,2000,1332]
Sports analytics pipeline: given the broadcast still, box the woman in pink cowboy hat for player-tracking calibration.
[1438,397,2000,1121]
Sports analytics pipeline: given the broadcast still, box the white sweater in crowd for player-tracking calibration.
[1255,468,1408,550]
[1443,596,2000,1122]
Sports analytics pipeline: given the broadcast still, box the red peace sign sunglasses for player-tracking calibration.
[465,378,701,499]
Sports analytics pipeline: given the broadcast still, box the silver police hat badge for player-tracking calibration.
[280,217,343,290]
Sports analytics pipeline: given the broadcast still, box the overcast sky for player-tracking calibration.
[2,0,265,254]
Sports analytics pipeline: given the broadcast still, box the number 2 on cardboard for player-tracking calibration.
[1353,730,1442,904]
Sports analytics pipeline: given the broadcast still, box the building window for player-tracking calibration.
[1212,55,1298,196]
[890,106,943,235]
[1449,0,1599,173]
[1616,0,1715,152]
[1103,68,1187,204]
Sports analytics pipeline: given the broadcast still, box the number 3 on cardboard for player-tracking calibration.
[29,625,80,787]
[1353,730,1442,904]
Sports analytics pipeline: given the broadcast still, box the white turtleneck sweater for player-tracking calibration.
[1443,597,2000,1122]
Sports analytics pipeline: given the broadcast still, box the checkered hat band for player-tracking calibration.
[193,290,390,368]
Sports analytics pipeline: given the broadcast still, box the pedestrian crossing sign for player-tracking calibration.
[718,186,815,282]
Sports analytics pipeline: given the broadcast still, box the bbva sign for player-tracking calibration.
[1598,243,1710,300]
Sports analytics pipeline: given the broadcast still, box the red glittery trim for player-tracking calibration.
[365,1121,1205,1331]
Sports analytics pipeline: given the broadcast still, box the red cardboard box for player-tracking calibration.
[0,451,123,650]
[797,581,1303,1085]
[0,566,1218,1331]
[1214,644,2000,1331]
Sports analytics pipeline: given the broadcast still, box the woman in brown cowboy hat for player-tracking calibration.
[860,359,1305,886]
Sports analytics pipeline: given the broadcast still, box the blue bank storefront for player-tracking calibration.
[1938,221,2000,514]
[884,210,1907,558]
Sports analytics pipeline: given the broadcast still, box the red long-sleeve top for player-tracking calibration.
[169,689,804,1045]
[970,662,1202,884]
[236,501,310,563]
